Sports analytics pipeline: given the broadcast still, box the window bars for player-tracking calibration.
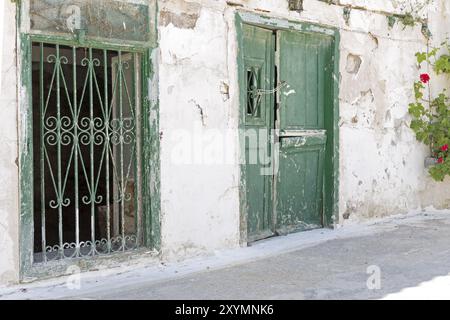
[33,43,143,263]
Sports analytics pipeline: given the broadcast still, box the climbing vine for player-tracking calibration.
[318,0,433,36]
[408,41,450,181]
[387,0,433,34]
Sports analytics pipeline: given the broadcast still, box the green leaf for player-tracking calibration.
[416,131,428,142]
[414,81,425,100]
[415,52,427,65]
[429,166,445,181]
[434,55,450,74]
[408,103,425,118]
[428,47,439,58]
[411,106,423,118]
[429,163,449,182]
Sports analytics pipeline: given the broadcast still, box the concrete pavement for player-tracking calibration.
[1,211,450,299]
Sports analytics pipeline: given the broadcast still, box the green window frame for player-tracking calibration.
[17,2,160,281]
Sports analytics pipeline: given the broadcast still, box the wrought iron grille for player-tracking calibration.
[247,66,261,117]
[32,43,143,263]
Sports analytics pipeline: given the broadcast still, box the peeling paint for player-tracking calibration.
[159,0,201,29]
[346,53,362,74]
[160,11,200,29]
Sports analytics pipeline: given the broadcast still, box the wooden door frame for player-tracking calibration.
[236,11,340,245]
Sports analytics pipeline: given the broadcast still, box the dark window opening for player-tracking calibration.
[31,43,143,263]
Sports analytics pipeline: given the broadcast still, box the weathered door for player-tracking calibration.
[275,30,334,234]
[241,25,335,241]
[242,24,275,241]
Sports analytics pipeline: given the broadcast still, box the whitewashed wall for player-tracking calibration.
[158,0,241,260]
[0,0,19,286]
[157,0,450,261]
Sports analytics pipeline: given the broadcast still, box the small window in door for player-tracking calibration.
[246,66,262,118]
[31,42,143,263]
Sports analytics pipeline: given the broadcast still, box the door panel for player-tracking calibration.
[276,30,334,233]
[242,24,275,241]
[276,133,326,233]
[279,31,332,131]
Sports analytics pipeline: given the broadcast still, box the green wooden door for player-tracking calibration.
[242,24,275,242]
[241,25,335,241]
[275,30,334,234]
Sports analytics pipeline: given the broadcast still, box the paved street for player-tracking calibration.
[2,212,450,300]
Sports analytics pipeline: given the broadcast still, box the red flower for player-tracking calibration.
[441,144,449,152]
[420,73,430,84]
[438,157,444,164]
